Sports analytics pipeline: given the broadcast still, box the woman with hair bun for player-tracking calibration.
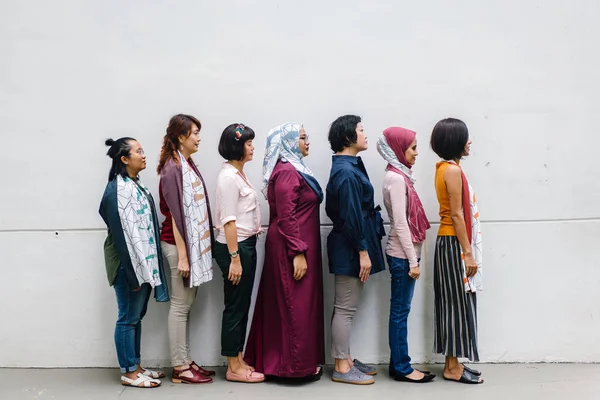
[99,137,169,388]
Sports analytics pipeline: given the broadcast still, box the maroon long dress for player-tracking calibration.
[244,160,325,378]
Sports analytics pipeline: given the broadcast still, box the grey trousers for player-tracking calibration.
[331,275,364,359]
[161,242,198,366]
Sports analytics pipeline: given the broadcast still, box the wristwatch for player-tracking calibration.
[229,250,239,258]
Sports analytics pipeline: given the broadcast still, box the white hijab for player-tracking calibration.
[261,122,315,198]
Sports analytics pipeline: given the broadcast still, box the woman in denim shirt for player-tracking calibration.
[325,115,385,385]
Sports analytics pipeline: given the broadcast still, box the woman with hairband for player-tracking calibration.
[99,137,169,388]
[244,123,325,381]
[377,127,435,383]
[213,123,265,383]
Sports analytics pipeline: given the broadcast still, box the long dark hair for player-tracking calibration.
[105,137,135,182]
[157,114,202,174]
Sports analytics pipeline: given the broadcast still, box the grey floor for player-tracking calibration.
[1,364,599,400]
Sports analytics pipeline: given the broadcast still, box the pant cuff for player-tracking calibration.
[121,365,138,373]
[391,364,414,375]
[172,359,188,367]
[331,353,348,360]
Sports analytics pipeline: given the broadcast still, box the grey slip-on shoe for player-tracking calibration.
[353,359,377,376]
[332,366,375,385]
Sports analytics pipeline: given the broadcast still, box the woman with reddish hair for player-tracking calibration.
[157,114,215,384]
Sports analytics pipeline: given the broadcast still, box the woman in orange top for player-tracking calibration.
[430,118,483,384]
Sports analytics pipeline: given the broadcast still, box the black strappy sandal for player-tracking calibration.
[462,364,481,376]
[443,369,483,384]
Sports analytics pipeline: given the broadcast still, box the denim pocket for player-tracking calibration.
[387,255,409,278]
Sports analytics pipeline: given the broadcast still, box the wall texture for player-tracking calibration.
[1,0,599,367]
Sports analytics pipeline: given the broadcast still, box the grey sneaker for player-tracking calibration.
[353,359,377,376]
[332,366,375,385]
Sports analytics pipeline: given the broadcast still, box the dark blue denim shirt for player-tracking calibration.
[325,155,385,277]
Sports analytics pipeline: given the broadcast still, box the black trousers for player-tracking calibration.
[214,235,258,357]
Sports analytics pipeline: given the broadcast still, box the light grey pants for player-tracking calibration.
[331,275,364,360]
[161,241,198,366]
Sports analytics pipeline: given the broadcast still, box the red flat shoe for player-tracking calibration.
[172,366,213,384]
[191,361,216,376]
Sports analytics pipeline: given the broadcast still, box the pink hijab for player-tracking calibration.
[382,127,430,243]
[383,127,416,171]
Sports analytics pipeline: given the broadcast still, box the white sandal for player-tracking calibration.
[142,368,165,379]
[121,372,161,388]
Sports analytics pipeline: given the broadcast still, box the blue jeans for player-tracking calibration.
[387,255,416,376]
[113,267,151,373]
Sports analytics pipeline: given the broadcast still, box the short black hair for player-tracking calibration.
[430,118,469,160]
[105,137,135,182]
[328,115,361,153]
[218,123,256,161]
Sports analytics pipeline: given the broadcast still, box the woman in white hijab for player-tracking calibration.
[244,123,325,381]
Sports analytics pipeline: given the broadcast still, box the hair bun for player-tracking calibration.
[105,138,116,147]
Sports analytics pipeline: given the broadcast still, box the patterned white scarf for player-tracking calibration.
[179,151,213,287]
[463,182,483,292]
[261,122,315,198]
[116,175,162,287]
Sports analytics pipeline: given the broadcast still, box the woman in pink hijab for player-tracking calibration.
[377,127,434,383]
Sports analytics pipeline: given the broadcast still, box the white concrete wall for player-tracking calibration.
[1,0,599,367]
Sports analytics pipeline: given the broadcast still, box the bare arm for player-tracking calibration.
[224,221,242,285]
[216,173,243,285]
[223,221,239,256]
[445,165,477,277]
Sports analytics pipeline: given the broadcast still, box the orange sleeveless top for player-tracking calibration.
[434,161,456,236]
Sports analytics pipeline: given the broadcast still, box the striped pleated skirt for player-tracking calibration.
[433,236,479,361]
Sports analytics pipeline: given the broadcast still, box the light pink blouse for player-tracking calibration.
[215,162,261,243]
[382,170,422,268]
